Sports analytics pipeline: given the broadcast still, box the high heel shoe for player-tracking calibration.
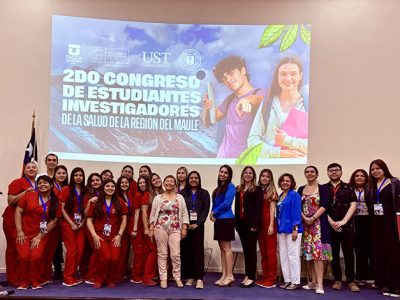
[214,276,225,286]
[218,277,235,287]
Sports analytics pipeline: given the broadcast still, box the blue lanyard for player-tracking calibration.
[376,178,388,204]
[191,191,197,210]
[39,194,47,221]
[54,182,61,191]
[74,188,81,213]
[357,189,364,202]
[24,177,36,190]
[105,200,112,223]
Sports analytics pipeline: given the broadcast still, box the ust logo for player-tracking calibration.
[142,51,171,67]
[65,44,82,64]
[179,49,201,71]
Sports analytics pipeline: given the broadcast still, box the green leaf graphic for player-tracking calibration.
[235,143,264,165]
[300,25,311,45]
[280,24,298,52]
[258,25,286,49]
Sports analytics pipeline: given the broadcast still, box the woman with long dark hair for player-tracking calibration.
[115,176,132,283]
[59,167,87,286]
[234,166,263,288]
[298,166,332,294]
[15,175,59,289]
[256,169,278,289]
[81,173,103,283]
[47,165,68,280]
[139,175,158,285]
[180,171,210,289]
[86,179,127,288]
[247,57,307,158]
[53,165,68,195]
[210,165,236,287]
[349,169,373,286]
[129,176,155,285]
[366,159,400,297]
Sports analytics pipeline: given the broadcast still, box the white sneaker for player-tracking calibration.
[315,285,325,294]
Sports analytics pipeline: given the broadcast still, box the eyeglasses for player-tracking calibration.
[328,168,341,173]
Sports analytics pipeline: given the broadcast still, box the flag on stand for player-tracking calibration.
[22,111,38,176]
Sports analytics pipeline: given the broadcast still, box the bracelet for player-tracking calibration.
[117,233,121,237]
[311,216,316,221]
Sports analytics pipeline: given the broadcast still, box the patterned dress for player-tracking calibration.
[301,193,332,261]
[155,196,180,231]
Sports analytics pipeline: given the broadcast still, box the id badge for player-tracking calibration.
[103,224,112,236]
[39,221,48,234]
[74,213,82,225]
[374,203,384,216]
[190,210,198,221]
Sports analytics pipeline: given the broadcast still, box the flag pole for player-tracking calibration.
[31,110,36,162]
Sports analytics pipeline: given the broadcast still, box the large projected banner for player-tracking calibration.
[50,15,311,165]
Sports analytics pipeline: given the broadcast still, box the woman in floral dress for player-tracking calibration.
[298,166,332,294]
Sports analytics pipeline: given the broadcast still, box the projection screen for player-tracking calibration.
[50,15,311,165]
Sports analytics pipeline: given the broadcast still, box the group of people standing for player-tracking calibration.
[209,160,399,297]
[3,155,400,297]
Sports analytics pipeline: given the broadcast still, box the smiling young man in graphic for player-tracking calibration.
[202,55,266,158]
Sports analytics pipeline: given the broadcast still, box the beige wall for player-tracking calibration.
[0,0,399,271]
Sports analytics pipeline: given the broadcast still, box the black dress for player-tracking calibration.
[367,183,400,290]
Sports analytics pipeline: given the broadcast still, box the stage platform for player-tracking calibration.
[1,273,380,300]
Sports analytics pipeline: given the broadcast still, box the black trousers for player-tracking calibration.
[354,216,373,280]
[330,226,355,282]
[236,219,259,280]
[180,225,205,280]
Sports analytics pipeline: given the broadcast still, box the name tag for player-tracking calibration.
[39,221,48,234]
[74,213,82,225]
[190,210,198,221]
[103,224,112,236]
[374,203,384,216]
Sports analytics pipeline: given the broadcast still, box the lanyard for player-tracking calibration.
[376,178,388,204]
[331,184,341,201]
[54,182,61,191]
[191,191,197,210]
[105,200,112,224]
[39,194,47,221]
[74,188,81,213]
[356,189,364,202]
[24,177,36,190]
